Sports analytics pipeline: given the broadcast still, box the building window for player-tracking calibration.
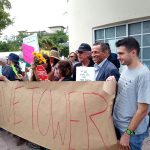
[94,20,150,69]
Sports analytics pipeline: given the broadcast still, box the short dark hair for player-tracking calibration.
[50,47,58,51]
[116,37,140,56]
[105,43,110,50]
[105,43,111,54]
[93,42,109,52]
[43,54,51,73]
[58,60,72,77]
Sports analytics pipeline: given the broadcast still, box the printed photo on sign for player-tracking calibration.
[36,65,48,81]
[76,67,95,81]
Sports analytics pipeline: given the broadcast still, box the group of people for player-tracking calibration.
[0,37,150,150]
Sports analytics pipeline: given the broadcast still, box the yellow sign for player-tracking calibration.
[40,49,50,56]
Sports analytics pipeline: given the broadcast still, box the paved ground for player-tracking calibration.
[142,130,150,150]
[0,129,43,150]
[0,130,31,150]
[0,129,150,150]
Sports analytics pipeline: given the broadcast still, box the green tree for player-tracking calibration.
[0,0,13,33]
[38,32,53,50]
[0,39,20,52]
[38,30,69,57]
[0,41,9,52]
[0,32,28,52]
[0,29,69,57]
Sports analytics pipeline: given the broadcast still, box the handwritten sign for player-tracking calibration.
[19,61,26,72]
[36,65,48,81]
[0,81,117,150]
[76,67,95,81]
[23,33,39,52]
[22,44,34,64]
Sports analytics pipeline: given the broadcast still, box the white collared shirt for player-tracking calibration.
[94,58,107,79]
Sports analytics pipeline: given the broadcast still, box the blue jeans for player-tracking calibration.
[116,127,149,150]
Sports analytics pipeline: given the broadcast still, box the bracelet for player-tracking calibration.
[125,128,135,135]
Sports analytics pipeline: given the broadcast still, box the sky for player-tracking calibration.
[2,0,68,37]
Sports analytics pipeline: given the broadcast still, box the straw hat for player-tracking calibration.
[50,50,60,60]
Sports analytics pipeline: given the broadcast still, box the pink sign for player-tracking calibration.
[22,44,34,64]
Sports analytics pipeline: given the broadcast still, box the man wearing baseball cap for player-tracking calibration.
[73,43,94,80]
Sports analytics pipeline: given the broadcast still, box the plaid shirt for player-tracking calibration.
[2,65,16,81]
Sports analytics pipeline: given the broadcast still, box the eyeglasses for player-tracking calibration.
[69,55,75,58]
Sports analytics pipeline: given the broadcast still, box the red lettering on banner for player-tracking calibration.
[0,83,116,150]
[37,89,51,136]
[83,93,90,149]
[30,87,39,130]
[68,91,89,150]
[85,92,108,150]
[13,86,24,127]
[51,91,68,145]
[68,92,109,150]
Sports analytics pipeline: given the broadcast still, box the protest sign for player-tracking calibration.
[19,61,26,72]
[22,44,34,64]
[23,33,39,52]
[0,81,117,150]
[76,67,95,81]
[36,65,48,81]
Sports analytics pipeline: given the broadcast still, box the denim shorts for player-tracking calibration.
[115,127,149,150]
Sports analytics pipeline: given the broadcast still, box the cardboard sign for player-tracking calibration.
[22,44,34,64]
[76,67,95,81]
[0,81,118,150]
[36,65,48,81]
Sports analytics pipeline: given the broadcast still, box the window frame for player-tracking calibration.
[93,19,150,66]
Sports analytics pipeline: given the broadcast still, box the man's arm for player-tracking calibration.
[119,103,149,149]
[128,103,149,131]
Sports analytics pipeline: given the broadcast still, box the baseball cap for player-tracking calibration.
[77,43,91,52]
[8,53,19,63]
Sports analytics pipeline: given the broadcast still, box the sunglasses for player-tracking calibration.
[69,55,75,58]
[77,51,84,54]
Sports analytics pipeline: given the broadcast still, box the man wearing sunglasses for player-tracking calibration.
[72,43,94,81]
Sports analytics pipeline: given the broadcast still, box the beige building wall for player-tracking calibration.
[68,0,150,51]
